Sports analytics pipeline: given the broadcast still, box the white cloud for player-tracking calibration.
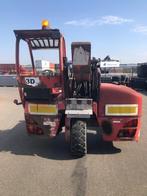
[65,19,99,27]
[99,15,133,25]
[65,16,133,27]
[133,25,147,34]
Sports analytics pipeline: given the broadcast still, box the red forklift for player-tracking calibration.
[14,20,142,157]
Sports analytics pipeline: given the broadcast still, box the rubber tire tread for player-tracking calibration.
[70,119,87,157]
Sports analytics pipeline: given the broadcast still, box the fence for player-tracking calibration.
[0,75,18,87]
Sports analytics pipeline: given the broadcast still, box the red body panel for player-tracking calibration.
[97,83,142,141]
[98,116,141,141]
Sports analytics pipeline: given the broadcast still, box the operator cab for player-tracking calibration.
[14,21,62,77]
[14,20,66,101]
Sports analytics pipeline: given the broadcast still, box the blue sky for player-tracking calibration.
[1,0,147,63]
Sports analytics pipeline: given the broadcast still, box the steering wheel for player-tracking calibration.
[42,69,54,76]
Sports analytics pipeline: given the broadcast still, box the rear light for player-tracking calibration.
[118,119,138,139]
[118,129,136,138]
[124,119,138,128]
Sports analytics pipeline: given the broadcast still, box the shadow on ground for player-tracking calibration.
[0,121,121,160]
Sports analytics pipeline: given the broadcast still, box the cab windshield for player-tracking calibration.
[14,29,61,75]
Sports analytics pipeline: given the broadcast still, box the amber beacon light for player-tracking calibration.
[42,20,50,29]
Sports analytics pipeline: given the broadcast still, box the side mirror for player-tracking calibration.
[13,99,22,105]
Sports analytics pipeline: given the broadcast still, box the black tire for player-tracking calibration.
[70,119,87,157]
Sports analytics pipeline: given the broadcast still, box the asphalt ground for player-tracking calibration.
[0,87,147,196]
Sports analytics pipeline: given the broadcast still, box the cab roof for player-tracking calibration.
[14,29,61,49]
